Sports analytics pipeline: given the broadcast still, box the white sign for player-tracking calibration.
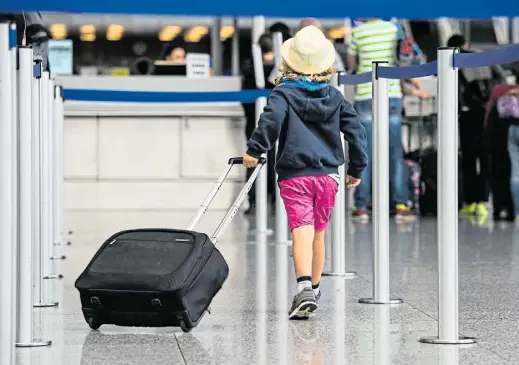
[186,53,210,78]
[48,39,73,75]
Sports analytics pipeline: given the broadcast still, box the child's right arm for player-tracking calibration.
[339,100,368,179]
[246,89,288,160]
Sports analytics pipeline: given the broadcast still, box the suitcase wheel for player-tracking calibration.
[179,319,191,333]
[87,316,102,330]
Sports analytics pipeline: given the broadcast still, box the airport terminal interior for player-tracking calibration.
[2,10,519,365]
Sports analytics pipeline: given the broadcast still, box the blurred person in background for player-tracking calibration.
[163,41,187,64]
[166,47,186,64]
[448,34,491,218]
[347,18,415,222]
[241,33,277,214]
[268,22,292,42]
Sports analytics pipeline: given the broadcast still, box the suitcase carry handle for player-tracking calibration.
[186,156,266,235]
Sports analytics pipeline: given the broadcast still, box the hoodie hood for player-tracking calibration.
[275,81,344,123]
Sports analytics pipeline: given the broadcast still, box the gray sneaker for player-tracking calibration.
[315,290,321,304]
[288,288,317,320]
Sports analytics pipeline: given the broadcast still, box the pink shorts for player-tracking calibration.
[279,175,338,231]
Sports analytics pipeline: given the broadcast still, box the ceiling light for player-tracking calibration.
[158,25,182,42]
[107,24,124,41]
[49,24,67,40]
[328,27,347,40]
[220,26,234,41]
[184,26,209,43]
[80,24,96,34]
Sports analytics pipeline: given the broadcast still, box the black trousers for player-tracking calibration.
[459,109,490,204]
[488,118,514,220]
[243,103,276,204]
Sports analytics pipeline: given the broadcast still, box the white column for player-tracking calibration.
[15,48,52,349]
[419,48,474,345]
[252,16,265,44]
[0,21,15,365]
[231,18,240,76]
[211,18,223,76]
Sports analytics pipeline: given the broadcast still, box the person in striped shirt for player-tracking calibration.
[347,18,415,222]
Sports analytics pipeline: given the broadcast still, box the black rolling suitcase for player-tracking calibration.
[75,157,265,333]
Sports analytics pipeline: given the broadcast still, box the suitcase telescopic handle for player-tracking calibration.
[186,156,266,232]
[228,157,266,165]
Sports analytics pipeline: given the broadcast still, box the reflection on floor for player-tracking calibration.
[15,211,519,365]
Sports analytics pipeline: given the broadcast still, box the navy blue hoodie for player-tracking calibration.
[246,80,368,182]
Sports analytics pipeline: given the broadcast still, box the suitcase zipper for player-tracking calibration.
[178,245,213,295]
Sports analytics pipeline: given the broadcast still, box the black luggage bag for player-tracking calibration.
[75,157,266,333]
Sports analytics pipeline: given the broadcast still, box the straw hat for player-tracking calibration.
[281,25,336,75]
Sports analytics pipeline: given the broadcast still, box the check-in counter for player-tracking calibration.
[57,76,247,212]
[58,75,438,213]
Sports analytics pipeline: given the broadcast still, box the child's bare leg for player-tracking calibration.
[312,229,326,288]
[292,225,315,279]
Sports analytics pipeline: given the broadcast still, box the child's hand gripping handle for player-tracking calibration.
[228,156,266,165]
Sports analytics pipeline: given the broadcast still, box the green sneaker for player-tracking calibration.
[460,203,477,215]
[476,203,488,217]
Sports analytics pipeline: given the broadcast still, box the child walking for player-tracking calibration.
[243,25,368,319]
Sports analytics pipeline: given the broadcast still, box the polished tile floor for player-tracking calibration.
[16,211,519,365]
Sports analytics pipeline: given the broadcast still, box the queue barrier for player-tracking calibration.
[0,23,69,364]
[3,15,519,357]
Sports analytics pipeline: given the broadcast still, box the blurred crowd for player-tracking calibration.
[240,18,519,225]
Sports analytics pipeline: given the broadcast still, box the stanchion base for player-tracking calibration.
[253,229,274,236]
[34,302,58,308]
[275,240,292,245]
[43,274,64,280]
[322,272,357,278]
[16,340,52,348]
[358,297,404,305]
[54,241,72,246]
[419,335,476,345]
[50,255,66,260]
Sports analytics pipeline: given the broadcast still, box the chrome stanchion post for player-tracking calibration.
[46,76,64,265]
[420,48,475,345]
[0,21,15,365]
[251,42,270,236]
[15,47,52,348]
[323,72,355,278]
[272,31,289,245]
[39,71,61,306]
[359,62,402,305]
[51,85,66,258]
[9,24,19,365]
[32,63,56,308]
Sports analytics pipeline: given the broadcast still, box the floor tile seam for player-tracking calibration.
[399,299,438,321]
[173,333,188,365]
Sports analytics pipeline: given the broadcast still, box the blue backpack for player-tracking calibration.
[395,24,425,67]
